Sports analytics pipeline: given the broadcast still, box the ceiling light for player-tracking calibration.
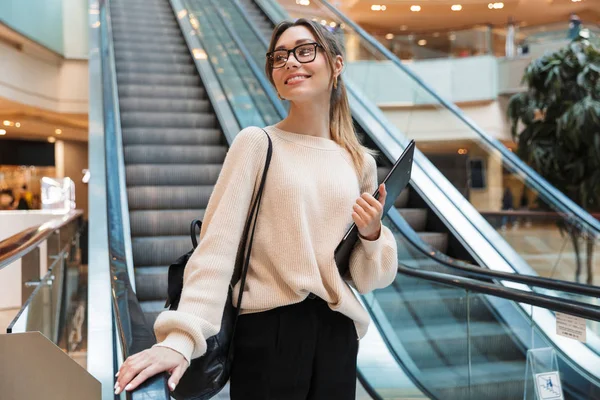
[571,0,581,2]
[3,120,12,126]
[15,122,20,128]
[55,129,62,135]
[321,19,327,25]
[0,129,6,135]
[418,39,427,46]
[458,148,468,155]
[48,137,56,143]
[295,0,310,5]
[488,2,504,9]
[386,33,394,40]
[451,4,462,11]
[371,5,386,11]
[329,21,337,27]
[410,5,421,12]
[400,25,408,31]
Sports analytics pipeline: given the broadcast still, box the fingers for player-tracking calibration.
[352,212,366,229]
[360,192,383,213]
[168,363,187,391]
[353,204,370,226]
[378,184,387,207]
[356,197,377,217]
[116,356,152,394]
[123,364,164,393]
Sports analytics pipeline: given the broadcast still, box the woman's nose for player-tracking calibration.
[285,53,301,69]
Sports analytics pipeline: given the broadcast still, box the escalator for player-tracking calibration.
[205,0,600,398]
[109,0,228,326]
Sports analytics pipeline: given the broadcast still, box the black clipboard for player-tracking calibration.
[334,140,416,276]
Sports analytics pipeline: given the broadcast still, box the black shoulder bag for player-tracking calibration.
[164,130,272,400]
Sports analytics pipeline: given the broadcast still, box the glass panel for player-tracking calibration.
[364,274,469,399]
[258,0,600,289]
[183,0,280,127]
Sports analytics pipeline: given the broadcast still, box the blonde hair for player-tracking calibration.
[265,19,375,175]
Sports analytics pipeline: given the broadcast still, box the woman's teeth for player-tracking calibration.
[287,76,308,84]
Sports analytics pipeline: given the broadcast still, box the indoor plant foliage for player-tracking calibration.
[507,36,600,284]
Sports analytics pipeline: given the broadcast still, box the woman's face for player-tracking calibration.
[271,26,335,103]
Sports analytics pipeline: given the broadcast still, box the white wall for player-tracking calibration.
[62,0,88,59]
[0,41,88,113]
[381,100,512,142]
[345,55,498,106]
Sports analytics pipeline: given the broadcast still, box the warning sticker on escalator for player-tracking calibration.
[555,312,586,342]
[535,371,564,400]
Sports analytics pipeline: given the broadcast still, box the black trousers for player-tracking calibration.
[230,296,359,400]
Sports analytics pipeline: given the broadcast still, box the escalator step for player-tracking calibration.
[121,127,221,145]
[112,25,181,37]
[112,33,186,47]
[119,97,209,113]
[118,84,205,100]
[132,235,195,266]
[129,209,207,237]
[141,300,168,327]
[123,144,226,164]
[116,61,196,75]
[120,111,217,128]
[136,267,169,302]
[113,41,188,54]
[397,208,427,231]
[110,17,178,29]
[117,72,200,86]
[126,164,222,186]
[127,185,215,210]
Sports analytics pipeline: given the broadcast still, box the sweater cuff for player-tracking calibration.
[153,331,195,365]
[358,228,385,259]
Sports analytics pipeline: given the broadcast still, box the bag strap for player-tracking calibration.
[233,129,272,316]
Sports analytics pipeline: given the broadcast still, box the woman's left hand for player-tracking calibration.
[352,183,386,241]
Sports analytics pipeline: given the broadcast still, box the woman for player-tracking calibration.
[115,19,398,399]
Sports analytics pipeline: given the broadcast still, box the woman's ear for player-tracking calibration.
[334,54,344,79]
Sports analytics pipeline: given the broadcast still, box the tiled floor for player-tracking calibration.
[0,308,19,333]
[498,223,600,285]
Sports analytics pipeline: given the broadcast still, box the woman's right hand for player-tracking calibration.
[115,346,189,395]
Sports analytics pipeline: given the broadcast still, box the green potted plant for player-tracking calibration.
[507,34,600,284]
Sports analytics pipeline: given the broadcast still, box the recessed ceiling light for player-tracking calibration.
[48,137,56,143]
[451,4,462,11]
[571,0,581,2]
[0,129,6,135]
[3,120,11,126]
[410,5,421,12]
[386,33,394,40]
[55,128,62,135]
[418,39,427,46]
[371,5,386,11]
[295,0,310,5]
[321,19,327,25]
[329,21,337,27]
[15,122,20,128]
[488,2,504,9]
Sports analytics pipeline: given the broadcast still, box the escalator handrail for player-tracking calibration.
[387,208,600,298]
[209,0,287,119]
[99,0,170,398]
[0,210,83,271]
[397,264,600,322]
[313,0,600,238]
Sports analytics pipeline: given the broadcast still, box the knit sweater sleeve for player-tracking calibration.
[348,154,398,294]
[152,127,269,363]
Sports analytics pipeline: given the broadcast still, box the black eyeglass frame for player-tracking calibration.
[266,42,323,69]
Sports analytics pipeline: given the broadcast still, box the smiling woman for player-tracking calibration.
[116,16,398,400]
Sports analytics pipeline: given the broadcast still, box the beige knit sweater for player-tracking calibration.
[153,125,398,363]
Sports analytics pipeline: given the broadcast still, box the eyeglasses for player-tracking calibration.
[267,42,323,69]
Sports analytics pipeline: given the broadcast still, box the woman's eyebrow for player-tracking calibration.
[274,38,314,51]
